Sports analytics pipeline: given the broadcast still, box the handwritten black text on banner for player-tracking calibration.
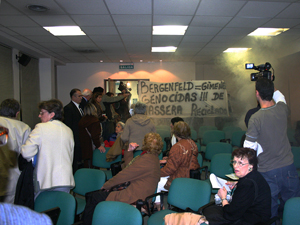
[138,80,228,118]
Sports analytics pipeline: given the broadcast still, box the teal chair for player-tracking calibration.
[156,125,170,132]
[200,130,226,153]
[282,197,300,225]
[156,128,171,140]
[34,191,76,225]
[92,147,122,180]
[147,178,211,225]
[222,126,242,140]
[191,129,198,141]
[198,126,218,140]
[92,201,142,225]
[72,169,106,215]
[206,153,233,193]
[202,142,232,171]
[231,130,246,149]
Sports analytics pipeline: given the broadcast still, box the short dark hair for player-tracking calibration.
[173,121,191,139]
[256,78,274,101]
[232,148,258,171]
[39,99,63,121]
[93,87,104,94]
[70,88,81,98]
[171,117,184,125]
[0,99,20,118]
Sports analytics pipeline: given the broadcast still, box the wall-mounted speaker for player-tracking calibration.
[16,54,31,66]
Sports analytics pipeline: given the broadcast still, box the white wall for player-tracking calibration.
[57,62,196,105]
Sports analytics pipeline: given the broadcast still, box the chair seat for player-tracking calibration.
[75,197,86,215]
[147,209,175,225]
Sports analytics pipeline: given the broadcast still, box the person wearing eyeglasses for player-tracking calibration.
[21,99,75,199]
[164,148,271,225]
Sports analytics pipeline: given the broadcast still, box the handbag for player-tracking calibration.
[110,161,123,177]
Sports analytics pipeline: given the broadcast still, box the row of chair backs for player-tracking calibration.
[291,146,300,176]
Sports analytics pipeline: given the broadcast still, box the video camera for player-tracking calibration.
[118,81,131,92]
[245,62,275,81]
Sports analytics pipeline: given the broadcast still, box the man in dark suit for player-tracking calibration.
[80,88,92,110]
[63,88,83,173]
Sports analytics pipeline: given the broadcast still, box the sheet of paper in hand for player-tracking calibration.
[210,173,231,192]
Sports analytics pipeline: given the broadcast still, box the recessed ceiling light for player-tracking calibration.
[153,26,188,35]
[120,60,123,62]
[140,60,143,62]
[100,60,103,63]
[152,46,177,52]
[223,48,251,53]
[248,28,289,36]
[27,5,49,12]
[43,26,86,36]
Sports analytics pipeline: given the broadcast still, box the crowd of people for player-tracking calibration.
[0,78,299,225]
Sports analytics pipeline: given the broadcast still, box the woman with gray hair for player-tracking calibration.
[121,102,156,167]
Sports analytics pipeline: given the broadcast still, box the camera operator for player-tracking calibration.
[243,77,300,218]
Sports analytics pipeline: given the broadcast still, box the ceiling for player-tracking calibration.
[0,0,300,64]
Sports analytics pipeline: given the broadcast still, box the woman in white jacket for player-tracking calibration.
[22,99,75,198]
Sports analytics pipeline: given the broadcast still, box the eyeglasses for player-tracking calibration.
[39,111,48,116]
[230,160,249,167]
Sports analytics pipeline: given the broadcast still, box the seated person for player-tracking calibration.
[164,148,271,225]
[82,133,162,225]
[104,121,125,147]
[156,121,200,206]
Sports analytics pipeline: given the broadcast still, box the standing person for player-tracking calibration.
[78,103,105,168]
[92,86,129,141]
[0,99,31,203]
[121,101,156,167]
[80,88,92,110]
[63,88,83,173]
[22,99,75,198]
[244,78,300,218]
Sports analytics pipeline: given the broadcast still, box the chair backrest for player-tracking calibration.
[222,126,242,140]
[198,126,217,139]
[191,129,198,140]
[92,148,122,168]
[231,130,246,147]
[156,125,170,132]
[92,201,143,225]
[205,142,232,161]
[34,191,76,225]
[167,178,211,212]
[202,130,225,146]
[197,153,203,167]
[282,197,300,225]
[287,127,297,146]
[291,146,300,169]
[73,168,106,196]
[156,128,171,140]
[210,153,233,179]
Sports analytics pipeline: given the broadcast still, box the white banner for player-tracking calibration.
[138,80,229,118]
